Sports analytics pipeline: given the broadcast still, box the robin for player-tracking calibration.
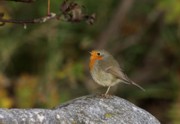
[89,50,145,96]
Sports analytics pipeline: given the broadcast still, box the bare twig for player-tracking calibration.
[0,0,35,3]
[0,13,57,25]
[0,0,95,26]
[47,0,51,15]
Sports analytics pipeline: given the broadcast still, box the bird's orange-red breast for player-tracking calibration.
[89,50,145,95]
[89,50,103,70]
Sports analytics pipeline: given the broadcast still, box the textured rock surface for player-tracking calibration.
[0,95,160,124]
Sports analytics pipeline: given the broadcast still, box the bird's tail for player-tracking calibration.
[130,81,145,91]
[121,75,145,91]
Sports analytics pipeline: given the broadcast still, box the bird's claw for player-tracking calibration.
[96,94,112,98]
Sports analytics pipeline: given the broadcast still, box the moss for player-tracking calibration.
[104,113,113,118]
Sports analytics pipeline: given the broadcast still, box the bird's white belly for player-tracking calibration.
[91,69,120,87]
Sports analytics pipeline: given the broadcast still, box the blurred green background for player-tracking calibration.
[0,0,180,123]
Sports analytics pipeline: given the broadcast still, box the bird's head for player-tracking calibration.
[89,50,104,61]
[89,50,110,70]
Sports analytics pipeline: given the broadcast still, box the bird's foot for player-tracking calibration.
[97,94,112,98]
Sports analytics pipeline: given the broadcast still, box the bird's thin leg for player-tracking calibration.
[105,86,111,96]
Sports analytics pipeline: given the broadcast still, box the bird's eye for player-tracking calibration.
[97,52,101,56]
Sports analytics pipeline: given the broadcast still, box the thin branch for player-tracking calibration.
[0,0,35,3]
[47,0,51,15]
[0,13,57,25]
[0,0,95,26]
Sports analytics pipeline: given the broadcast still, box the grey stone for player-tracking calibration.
[0,95,160,124]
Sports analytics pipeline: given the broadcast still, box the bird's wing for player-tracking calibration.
[105,66,131,84]
[105,66,145,91]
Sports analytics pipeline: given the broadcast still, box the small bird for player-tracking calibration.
[89,50,145,96]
